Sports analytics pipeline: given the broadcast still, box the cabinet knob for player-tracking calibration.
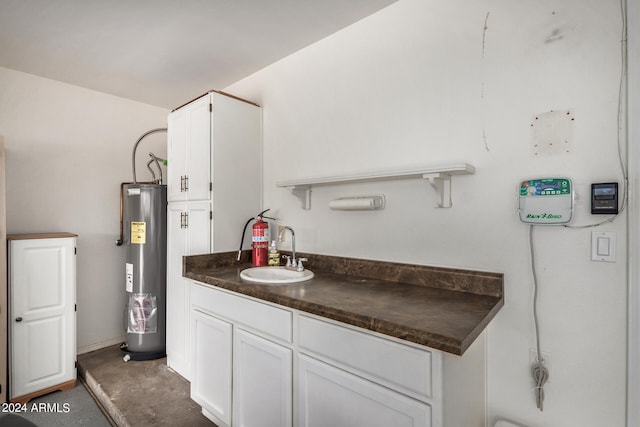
[15,317,22,322]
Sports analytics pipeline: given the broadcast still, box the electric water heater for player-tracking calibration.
[122,183,167,360]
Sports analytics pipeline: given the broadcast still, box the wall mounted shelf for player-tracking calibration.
[276,163,476,209]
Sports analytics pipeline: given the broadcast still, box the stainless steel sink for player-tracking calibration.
[240,266,314,284]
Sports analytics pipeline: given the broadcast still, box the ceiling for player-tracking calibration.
[0,0,397,109]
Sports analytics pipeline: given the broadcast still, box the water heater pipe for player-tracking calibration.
[148,153,167,184]
[132,128,167,183]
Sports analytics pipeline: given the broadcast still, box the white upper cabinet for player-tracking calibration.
[167,95,212,202]
[167,91,262,248]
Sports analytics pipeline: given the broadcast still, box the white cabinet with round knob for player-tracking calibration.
[8,233,77,403]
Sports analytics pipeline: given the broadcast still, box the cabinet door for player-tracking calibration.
[167,95,211,202]
[298,315,434,401]
[187,201,212,255]
[234,328,292,427]
[9,237,76,399]
[298,355,431,427]
[166,202,189,377]
[167,108,187,202]
[186,95,212,202]
[191,309,232,427]
[166,201,211,379]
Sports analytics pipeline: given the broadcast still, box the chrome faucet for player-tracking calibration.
[278,226,298,269]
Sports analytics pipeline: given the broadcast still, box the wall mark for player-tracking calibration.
[530,109,574,157]
[482,12,490,59]
[481,12,491,152]
[544,28,564,44]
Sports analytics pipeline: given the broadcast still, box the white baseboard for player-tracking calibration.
[77,335,125,355]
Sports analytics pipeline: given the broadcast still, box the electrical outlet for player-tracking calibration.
[277,225,286,242]
[529,348,552,382]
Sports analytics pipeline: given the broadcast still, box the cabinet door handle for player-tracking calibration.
[15,317,22,322]
[180,212,189,229]
[180,176,185,192]
[184,175,189,192]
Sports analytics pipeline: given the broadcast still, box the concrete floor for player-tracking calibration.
[0,381,111,427]
[77,345,215,427]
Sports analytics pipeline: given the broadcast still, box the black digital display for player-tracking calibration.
[591,182,618,214]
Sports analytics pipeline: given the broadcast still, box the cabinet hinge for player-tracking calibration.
[75,361,78,369]
[75,304,77,312]
[74,247,77,255]
[210,211,213,220]
[209,103,212,112]
[209,182,213,191]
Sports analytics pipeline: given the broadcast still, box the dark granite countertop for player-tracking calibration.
[183,251,504,356]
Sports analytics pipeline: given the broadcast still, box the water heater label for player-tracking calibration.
[127,294,158,334]
[131,221,146,244]
[126,263,133,292]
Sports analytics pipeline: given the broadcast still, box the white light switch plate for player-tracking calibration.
[591,231,616,262]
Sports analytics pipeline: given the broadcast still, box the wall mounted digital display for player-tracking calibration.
[591,182,618,215]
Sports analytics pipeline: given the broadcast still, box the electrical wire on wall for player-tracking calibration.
[525,0,628,412]
[563,0,628,230]
[528,225,549,411]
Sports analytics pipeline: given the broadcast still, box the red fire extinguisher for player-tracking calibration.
[252,215,270,266]
[237,209,276,266]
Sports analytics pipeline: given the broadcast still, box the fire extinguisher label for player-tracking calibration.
[131,221,146,244]
[252,229,270,242]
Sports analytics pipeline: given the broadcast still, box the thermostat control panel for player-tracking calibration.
[519,178,573,225]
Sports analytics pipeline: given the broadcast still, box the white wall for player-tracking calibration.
[0,66,169,353]
[226,0,628,425]
[626,0,639,424]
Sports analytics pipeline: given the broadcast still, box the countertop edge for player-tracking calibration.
[185,251,504,298]
[183,252,504,356]
[185,271,482,355]
[7,232,78,240]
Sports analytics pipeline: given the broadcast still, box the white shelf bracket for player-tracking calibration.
[423,173,452,208]
[287,185,312,210]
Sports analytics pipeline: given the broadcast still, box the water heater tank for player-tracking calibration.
[122,183,167,360]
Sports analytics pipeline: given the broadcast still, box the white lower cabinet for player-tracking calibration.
[8,234,77,403]
[189,281,484,427]
[297,314,436,401]
[298,354,430,427]
[191,282,293,427]
[191,308,232,425]
[166,200,211,379]
[233,329,292,427]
